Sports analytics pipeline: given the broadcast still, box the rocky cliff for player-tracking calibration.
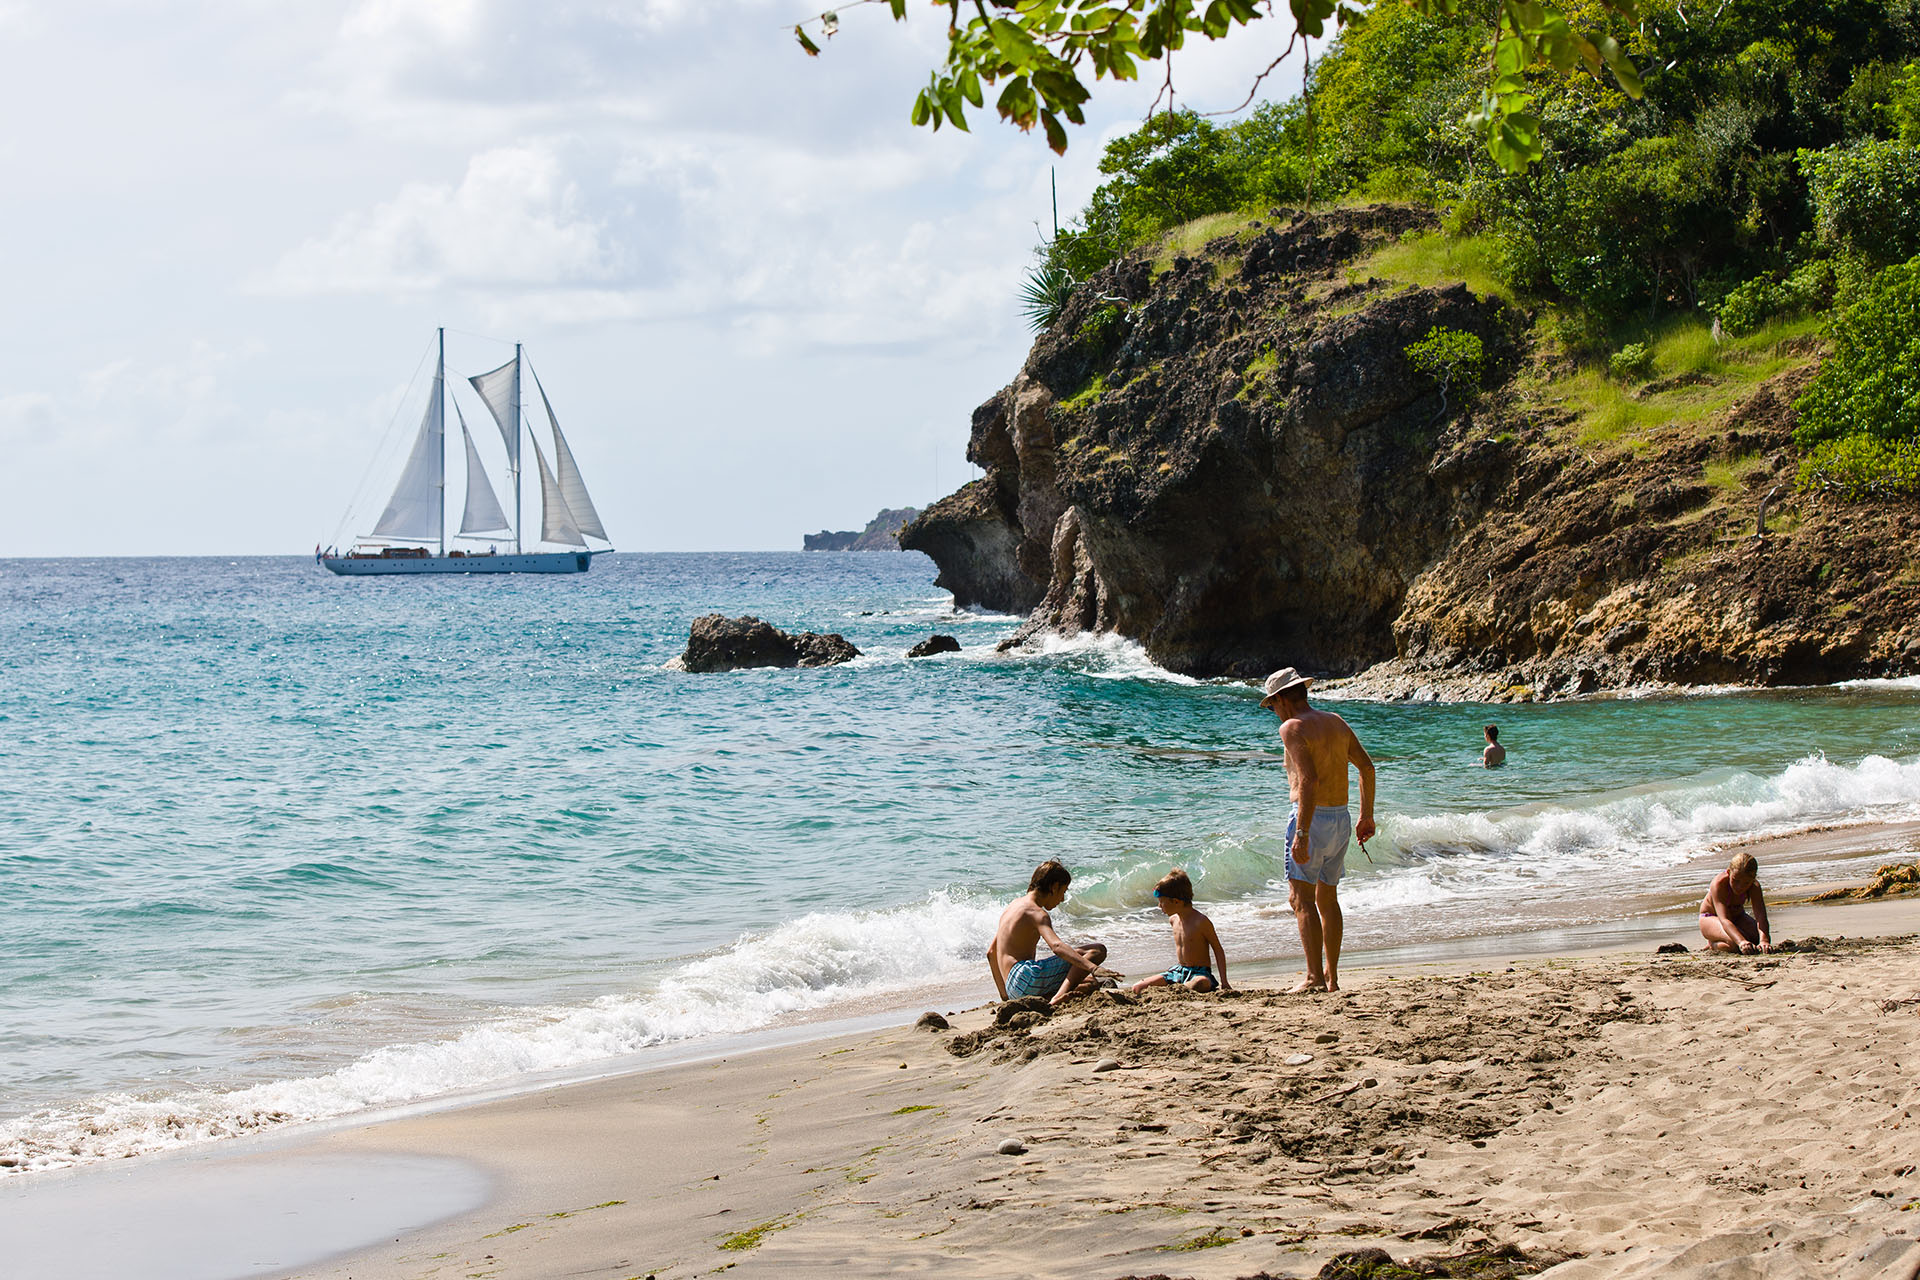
[901,205,1920,696]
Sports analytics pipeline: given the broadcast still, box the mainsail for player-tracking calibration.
[530,365,608,543]
[455,403,511,535]
[468,357,520,467]
[526,432,583,547]
[371,347,445,540]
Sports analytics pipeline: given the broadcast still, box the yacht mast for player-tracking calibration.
[513,341,523,555]
[437,327,447,557]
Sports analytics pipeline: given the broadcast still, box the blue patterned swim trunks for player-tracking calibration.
[1007,954,1071,999]
[1163,965,1215,986]
[1284,806,1352,885]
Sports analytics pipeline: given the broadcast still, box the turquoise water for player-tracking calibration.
[3,552,1918,1172]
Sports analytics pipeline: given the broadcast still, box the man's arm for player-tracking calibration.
[1281,720,1318,856]
[1349,730,1377,844]
[1036,920,1099,974]
[986,935,1008,1000]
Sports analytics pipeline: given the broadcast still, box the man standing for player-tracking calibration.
[1260,668,1376,993]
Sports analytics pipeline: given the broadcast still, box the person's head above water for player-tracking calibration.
[1259,667,1311,711]
[1028,859,1072,903]
[1152,868,1194,907]
[1485,724,1499,742]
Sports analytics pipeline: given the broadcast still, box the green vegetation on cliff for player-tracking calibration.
[1033,0,1920,493]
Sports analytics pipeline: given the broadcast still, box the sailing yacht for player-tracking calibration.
[320,330,611,575]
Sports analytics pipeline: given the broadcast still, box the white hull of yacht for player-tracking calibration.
[322,551,593,575]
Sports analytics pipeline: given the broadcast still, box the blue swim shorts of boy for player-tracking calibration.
[1284,806,1353,885]
[1163,965,1214,985]
[1006,954,1071,999]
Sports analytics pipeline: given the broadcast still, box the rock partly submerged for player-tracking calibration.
[906,634,961,659]
[669,614,859,673]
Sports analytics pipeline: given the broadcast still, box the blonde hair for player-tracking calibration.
[1727,851,1759,882]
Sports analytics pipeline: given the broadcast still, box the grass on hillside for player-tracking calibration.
[1549,313,1825,450]
[1356,230,1509,302]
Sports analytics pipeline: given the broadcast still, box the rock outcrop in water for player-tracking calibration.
[672,615,859,673]
[804,507,921,552]
[901,205,1920,696]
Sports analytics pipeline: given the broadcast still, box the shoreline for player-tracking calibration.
[5,870,1916,1279]
[4,816,1916,1187]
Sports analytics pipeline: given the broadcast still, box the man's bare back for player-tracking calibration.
[1280,707,1362,811]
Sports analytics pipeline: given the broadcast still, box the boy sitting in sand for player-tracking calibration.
[988,860,1108,1007]
[1130,869,1230,994]
[1700,850,1772,954]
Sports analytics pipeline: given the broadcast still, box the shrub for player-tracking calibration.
[1609,342,1654,379]
[1075,304,1127,353]
[1801,140,1920,266]
[1794,256,1920,496]
[1799,435,1920,497]
[1404,326,1486,403]
[1716,260,1836,336]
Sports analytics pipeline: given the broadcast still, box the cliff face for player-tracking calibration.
[902,205,1920,694]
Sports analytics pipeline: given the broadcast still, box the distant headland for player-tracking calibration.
[804,507,920,552]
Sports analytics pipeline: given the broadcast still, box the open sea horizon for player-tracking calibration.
[4,551,1919,1174]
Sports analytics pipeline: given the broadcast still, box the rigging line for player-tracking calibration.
[329,334,437,550]
[442,325,517,352]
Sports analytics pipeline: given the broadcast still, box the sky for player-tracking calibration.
[0,0,1311,555]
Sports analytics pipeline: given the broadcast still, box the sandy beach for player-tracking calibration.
[8,840,1911,1280]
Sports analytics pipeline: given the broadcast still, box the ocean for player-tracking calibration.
[3,551,1918,1175]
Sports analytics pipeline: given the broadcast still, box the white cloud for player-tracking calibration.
[255,146,618,295]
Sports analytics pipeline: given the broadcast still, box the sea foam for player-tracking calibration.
[0,893,1001,1175]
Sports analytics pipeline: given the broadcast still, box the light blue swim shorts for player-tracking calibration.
[1006,954,1071,999]
[1284,806,1352,885]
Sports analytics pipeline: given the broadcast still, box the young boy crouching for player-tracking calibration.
[988,860,1107,1007]
[1131,869,1230,994]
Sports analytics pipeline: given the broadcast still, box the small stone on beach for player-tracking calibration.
[1656,942,1689,954]
[1092,1058,1121,1073]
[1285,1053,1314,1066]
[997,1138,1027,1155]
[915,1011,949,1031]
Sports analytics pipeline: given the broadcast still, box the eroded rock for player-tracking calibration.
[673,614,859,673]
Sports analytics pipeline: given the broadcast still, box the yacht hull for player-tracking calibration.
[322,552,594,576]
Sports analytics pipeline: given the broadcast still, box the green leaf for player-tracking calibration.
[1288,0,1336,38]
[1490,112,1544,173]
[888,0,906,17]
[988,18,1039,63]
[1041,108,1069,155]
[794,24,821,57]
[910,90,932,127]
[960,68,983,108]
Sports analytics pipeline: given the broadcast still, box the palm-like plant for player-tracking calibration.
[1020,261,1078,333]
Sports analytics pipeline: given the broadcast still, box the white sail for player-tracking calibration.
[526,430,583,547]
[468,356,519,467]
[455,405,511,534]
[372,353,444,540]
[529,365,608,543]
